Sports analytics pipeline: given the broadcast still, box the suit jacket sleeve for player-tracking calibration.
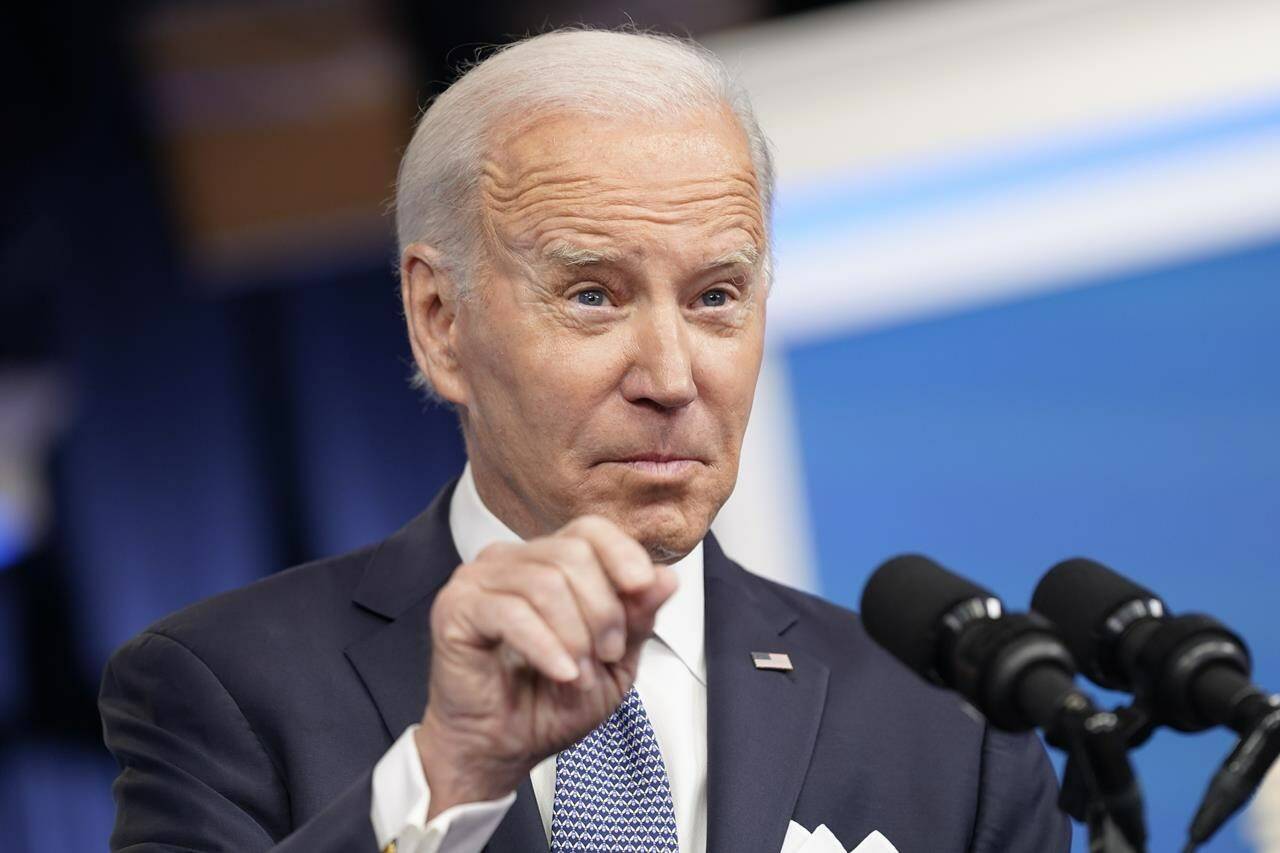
[100,630,379,852]
[970,727,1072,852]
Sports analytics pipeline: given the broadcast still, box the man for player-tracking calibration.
[101,29,1070,853]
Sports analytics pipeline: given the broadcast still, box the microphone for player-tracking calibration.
[861,554,1147,849]
[1031,558,1274,736]
[1032,558,1280,848]
[865,550,1085,732]
[861,553,1083,733]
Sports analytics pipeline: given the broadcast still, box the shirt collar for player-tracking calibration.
[448,462,705,684]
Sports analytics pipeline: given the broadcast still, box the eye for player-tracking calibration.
[699,288,731,308]
[575,288,610,307]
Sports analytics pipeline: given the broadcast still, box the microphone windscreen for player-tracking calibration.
[860,554,995,679]
[1031,558,1160,678]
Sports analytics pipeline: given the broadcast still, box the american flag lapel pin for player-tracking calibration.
[751,651,793,671]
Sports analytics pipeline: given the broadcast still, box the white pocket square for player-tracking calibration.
[850,830,898,853]
[781,820,899,853]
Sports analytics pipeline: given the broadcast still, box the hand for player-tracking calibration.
[415,515,678,817]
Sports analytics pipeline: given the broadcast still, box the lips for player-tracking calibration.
[612,453,703,464]
[596,450,708,480]
[607,457,702,477]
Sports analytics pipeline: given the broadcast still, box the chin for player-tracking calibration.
[571,465,731,562]
[613,498,716,564]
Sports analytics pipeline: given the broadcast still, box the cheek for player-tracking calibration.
[694,333,763,428]
[465,311,629,428]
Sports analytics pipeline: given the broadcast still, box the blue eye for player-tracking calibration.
[700,289,729,307]
[576,289,608,307]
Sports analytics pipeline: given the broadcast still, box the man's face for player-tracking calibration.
[439,107,766,561]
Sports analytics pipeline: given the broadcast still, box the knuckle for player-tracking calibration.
[618,531,647,556]
[496,596,535,629]
[435,616,472,647]
[593,598,626,631]
[495,595,522,619]
[429,589,469,642]
[451,561,479,583]
[525,564,570,609]
[559,536,595,566]
[562,622,592,653]
[432,576,465,612]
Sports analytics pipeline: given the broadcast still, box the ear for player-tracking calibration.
[401,243,470,407]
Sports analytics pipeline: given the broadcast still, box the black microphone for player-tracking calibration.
[862,554,1147,849]
[1032,558,1280,848]
[1031,558,1274,736]
[861,553,1083,733]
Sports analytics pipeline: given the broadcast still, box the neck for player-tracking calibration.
[465,453,556,542]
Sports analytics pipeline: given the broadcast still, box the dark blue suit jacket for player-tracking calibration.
[101,480,1071,852]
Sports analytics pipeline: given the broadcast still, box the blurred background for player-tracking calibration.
[2,0,1278,850]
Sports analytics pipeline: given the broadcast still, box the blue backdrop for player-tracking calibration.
[788,238,1280,851]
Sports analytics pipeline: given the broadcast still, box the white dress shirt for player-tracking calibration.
[371,464,708,853]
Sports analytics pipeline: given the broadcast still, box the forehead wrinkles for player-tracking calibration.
[479,159,764,250]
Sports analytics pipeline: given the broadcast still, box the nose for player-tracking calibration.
[621,302,697,410]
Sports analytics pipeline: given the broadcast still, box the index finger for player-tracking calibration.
[623,563,679,643]
[557,515,655,593]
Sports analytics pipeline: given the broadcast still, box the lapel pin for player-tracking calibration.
[751,651,793,671]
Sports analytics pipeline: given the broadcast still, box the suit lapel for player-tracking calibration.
[344,483,459,740]
[342,479,547,851]
[704,536,829,853]
[345,595,434,740]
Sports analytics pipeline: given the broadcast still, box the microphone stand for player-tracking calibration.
[1052,688,1280,852]
[1046,697,1152,853]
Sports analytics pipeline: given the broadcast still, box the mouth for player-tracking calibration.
[603,453,704,478]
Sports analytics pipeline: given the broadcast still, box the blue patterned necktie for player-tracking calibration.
[550,686,680,852]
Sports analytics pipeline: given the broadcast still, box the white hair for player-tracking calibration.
[395,27,775,396]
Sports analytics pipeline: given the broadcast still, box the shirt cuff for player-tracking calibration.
[371,724,517,853]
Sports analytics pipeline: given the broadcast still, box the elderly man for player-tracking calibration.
[101,29,1069,853]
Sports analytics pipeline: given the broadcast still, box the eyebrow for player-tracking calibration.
[543,244,623,267]
[704,244,760,271]
[541,242,761,272]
